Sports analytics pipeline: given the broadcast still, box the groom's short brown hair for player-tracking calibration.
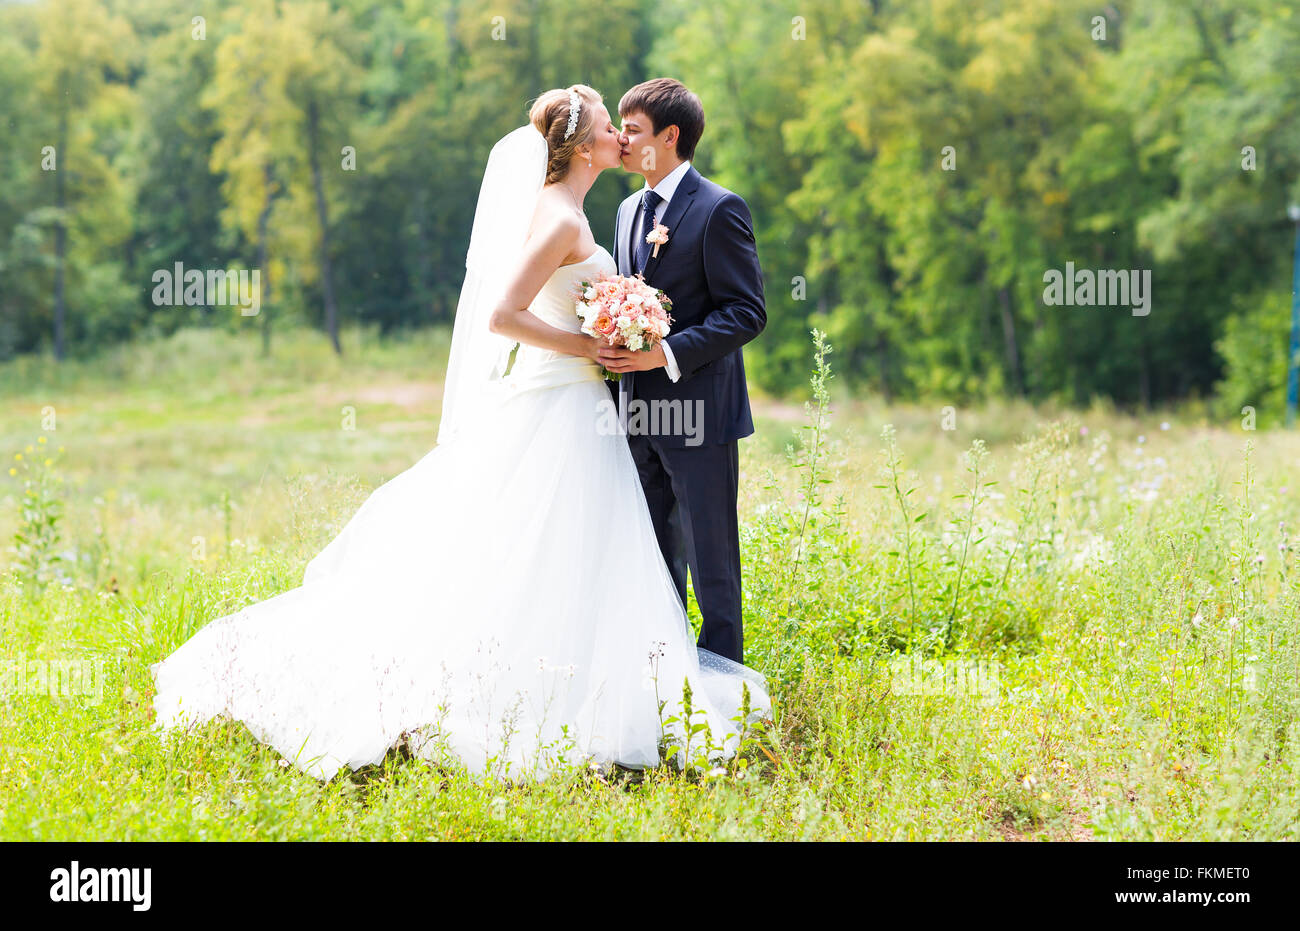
[618,78,705,162]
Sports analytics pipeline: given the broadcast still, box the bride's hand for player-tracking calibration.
[579,333,604,362]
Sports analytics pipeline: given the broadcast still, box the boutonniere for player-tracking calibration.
[646,223,670,258]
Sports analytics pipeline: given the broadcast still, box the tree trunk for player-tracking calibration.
[258,163,275,356]
[1139,331,1152,410]
[997,286,1023,395]
[414,188,436,324]
[307,98,341,355]
[876,337,892,403]
[53,100,67,362]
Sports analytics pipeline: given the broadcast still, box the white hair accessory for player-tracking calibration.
[563,89,581,141]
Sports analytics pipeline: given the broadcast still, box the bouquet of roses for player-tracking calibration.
[574,272,674,382]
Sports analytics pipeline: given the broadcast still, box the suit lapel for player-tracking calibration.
[640,166,700,282]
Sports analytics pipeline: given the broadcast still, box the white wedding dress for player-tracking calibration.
[149,243,771,782]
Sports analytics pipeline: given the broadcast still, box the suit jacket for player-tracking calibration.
[613,165,766,448]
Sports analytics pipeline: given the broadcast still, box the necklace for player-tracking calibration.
[560,182,583,213]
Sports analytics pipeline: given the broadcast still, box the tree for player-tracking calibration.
[207,0,363,355]
[30,0,135,360]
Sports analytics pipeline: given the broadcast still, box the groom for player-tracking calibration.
[599,78,766,665]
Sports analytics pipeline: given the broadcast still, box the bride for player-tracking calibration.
[149,84,772,783]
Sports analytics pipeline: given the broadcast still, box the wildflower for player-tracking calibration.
[7,468,14,476]
[37,436,46,444]
[1227,617,1240,630]
[1160,422,1170,431]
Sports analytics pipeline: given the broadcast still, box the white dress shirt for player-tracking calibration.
[639,160,692,382]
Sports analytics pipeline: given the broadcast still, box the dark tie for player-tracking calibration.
[633,188,664,275]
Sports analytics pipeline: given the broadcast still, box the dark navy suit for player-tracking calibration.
[612,165,766,663]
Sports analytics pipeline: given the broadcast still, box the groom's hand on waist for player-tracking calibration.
[597,344,667,374]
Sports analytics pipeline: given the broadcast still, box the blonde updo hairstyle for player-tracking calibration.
[529,84,603,184]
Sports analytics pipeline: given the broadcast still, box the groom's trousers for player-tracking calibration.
[627,434,744,664]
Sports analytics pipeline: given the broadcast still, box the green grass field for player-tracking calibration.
[1,324,1297,840]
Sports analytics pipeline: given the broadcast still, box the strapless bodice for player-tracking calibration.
[522,244,615,334]
[508,245,616,389]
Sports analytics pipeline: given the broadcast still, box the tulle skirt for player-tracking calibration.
[149,358,770,781]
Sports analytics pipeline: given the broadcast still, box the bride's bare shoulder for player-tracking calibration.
[524,188,582,252]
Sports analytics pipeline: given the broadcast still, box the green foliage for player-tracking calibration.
[0,0,1294,411]
[5,438,66,593]
[1213,288,1293,426]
